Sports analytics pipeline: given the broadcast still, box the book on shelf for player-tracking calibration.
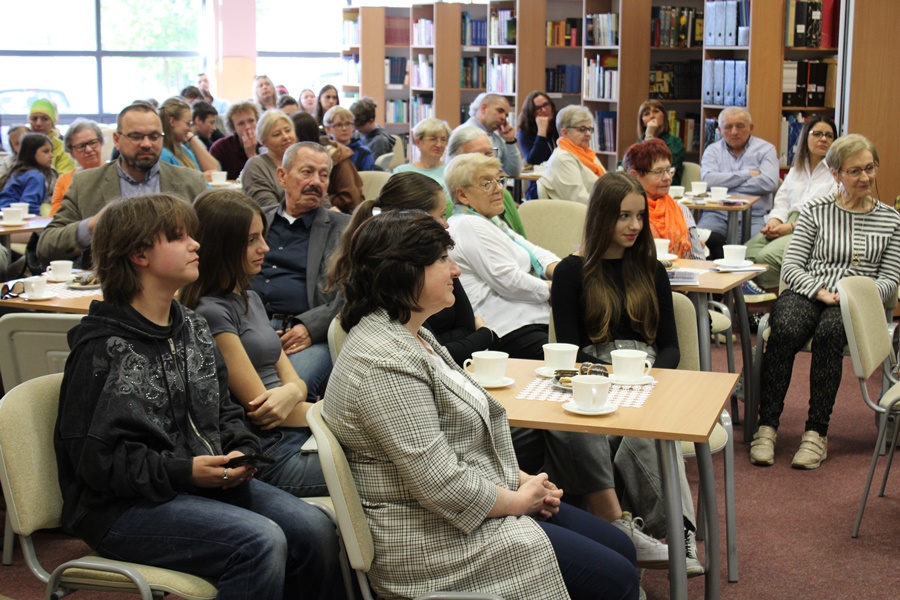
[705,59,746,106]
[823,56,837,107]
[342,54,360,86]
[385,16,410,46]
[460,56,487,89]
[779,113,807,166]
[583,54,618,100]
[592,110,617,153]
[651,5,704,48]
[411,54,434,89]
[585,13,619,46]
[385,99,408,124]
[786,1,832,47]
[488,54,516,95]
[490,8,516,46]
[413,18,434,47]
[649,60,702,100]
[384,57,408,86]
[343,16,360,46]
[545,64,582,94]
[546,18,582,47]
[820,0,840,48]
[461,12,488,46]
[411,94,434,123]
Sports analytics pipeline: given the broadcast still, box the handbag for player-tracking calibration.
[581,339,658,366]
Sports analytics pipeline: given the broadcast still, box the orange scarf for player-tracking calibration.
[558,137,606,178]
[648,194,692,258]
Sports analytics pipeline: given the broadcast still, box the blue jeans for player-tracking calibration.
[257,426,328,497]
[97,479,341,600]
[539,504,639,600]
[270,318,332,401]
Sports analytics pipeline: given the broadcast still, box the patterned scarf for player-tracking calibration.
[453,204,544,278]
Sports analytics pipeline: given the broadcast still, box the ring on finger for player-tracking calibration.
[222,468,229,480]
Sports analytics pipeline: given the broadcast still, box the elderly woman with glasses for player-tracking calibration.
[537,105,606,204]
[623,138,703,260]
[49,120,105,217]
[446,152,559,360]
[241,109,297,207]
[394,117,452,182]
[751,134,900,470]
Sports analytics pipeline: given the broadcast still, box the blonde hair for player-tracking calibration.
[160,97,198,170]
[444,153,502,204]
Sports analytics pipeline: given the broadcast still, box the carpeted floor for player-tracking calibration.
[2,336,899,599]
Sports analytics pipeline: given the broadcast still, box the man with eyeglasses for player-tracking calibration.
[699,106,779,260]
[460,93,524,177]
[38,103,208,265]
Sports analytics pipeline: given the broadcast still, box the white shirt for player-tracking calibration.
[766,158,837,223]
[448,214,559,337]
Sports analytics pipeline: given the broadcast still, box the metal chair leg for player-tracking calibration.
[878,408,900,496]
[853,412,891,538]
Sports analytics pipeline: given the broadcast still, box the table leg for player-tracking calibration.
[512,178,523,204]
[691,292,713,371]
[741,209,752,243]
[726,212,739,245]
[657,439,688,600]
[695,441,722,599]
[732,289,757,441]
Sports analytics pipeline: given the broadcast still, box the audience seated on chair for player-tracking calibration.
[49,120,105,217]
[635,100,685,186]
[241,109,297,207]
[293,111,363,213]
[536,105,606,204]
[210,101,263,180]
[516,90,559,199]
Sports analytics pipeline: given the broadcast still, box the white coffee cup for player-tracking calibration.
[47,260,74,281]
[543,343,579,373]
[653,238,671,257]
[23,276,47,298]
[722,244,747,266]
[463,350,509,385]
[211,171,228,184]
[611,349,652,383]
[691,181,707,196]
[571,375,610,412]
[710,186,728,201]
[1,207,24,223]
[669,185,685,199]
[10,202,30,213]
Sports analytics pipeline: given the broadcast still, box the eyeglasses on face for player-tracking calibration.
[644,166,676,179]
[1,281,24,300]
[422,136,448,144]
[71,138,102,153]
[840,163,879,178]
[469,176,508,192]
[809,130,835,140]
[534,101,551,111]
[118,131,164,143]
[329,122,353,130]
[571,126,594,135]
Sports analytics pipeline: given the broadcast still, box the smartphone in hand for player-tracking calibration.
[224,453,275,469]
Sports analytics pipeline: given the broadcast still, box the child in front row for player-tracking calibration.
[54,194,341,599]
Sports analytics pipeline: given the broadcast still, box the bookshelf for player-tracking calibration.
[341,7,410,135]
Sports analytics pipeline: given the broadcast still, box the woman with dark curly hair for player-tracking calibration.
[516,91,559,199]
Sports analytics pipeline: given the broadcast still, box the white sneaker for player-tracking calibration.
[685,529,705,577]
[613,512,669,569]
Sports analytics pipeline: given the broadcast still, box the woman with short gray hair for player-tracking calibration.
[241,109,297,207]
[394,117,452,182]
[50,119,106,216]
[537,105,606,203]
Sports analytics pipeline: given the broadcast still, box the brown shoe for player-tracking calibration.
[749,425,777,466]
[792,431,828,469]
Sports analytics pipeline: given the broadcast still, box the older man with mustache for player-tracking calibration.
[250,141,350,395]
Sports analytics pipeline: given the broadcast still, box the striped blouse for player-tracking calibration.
[783,193,900,302]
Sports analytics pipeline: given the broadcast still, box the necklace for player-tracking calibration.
[839,193,873,268]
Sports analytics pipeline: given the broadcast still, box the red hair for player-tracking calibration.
[622,138,672,173]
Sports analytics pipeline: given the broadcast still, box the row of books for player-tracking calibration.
[786,0,839,48]
[591,110,617,153]
[650,5,705,48]
[342,17,360,47]
[410,54,434,89]
[461,57,487,89]
[487,55,515,94]
[341,54,361,86]
[545,65,582,95]
[385,16,410,46]
[779,113,808,167]
[490,9,516,46]
[412,18,433,47]
[411,94,435,124]
[703,0,750,47]
[461,11,488,46]
[384,100,408,125]
[583,54,618,100]
[649,61,703,101]
[702,59,748,106]
[704,118,724,147]
[668,111,702,152]
[384,57,408,86]
[546,18,582,47]
[585,13,619,46]
[782,58,836,108]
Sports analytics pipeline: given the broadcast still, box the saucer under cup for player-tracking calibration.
[463,350,509,387]
[571,374,610,413]
[610,349,652,384]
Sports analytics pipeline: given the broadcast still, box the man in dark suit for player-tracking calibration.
[38,103,209,263]
[251,142,350,397]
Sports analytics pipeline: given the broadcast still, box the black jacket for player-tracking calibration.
[54,300,259,548]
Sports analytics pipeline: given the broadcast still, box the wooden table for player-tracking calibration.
[679,195,760,244]
[0,216,52,249]
[493,359,738,600]
[511,170,542,203]
[0,279,99,315]
[670,259,765,440]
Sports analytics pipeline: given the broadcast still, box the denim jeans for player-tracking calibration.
[257,426,328,497]
[538,504,639,600]
[97,479,341,600]
[269,318,332,401]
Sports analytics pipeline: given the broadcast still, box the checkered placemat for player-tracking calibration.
[515,376,657,408]
[46,281,102,299]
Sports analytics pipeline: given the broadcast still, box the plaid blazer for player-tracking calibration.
[323,310,569,600]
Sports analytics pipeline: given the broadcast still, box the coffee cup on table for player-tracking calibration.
[543,343,578,373]
[1,207,24,223]
[669,185,685,199]
[653,238,671,257]
[722,244,747,266]
[463,350,509,386]
[23,276,47,298]
[47,260,74,281]
[10,202,30,213]
[211,171,228,184]
[710,186,728,201]
[571,375,610,412]
[691,181,707,196]
[610,349,652,383]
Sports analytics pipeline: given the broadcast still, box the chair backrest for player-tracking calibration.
[389,135,406,170]
[671,292,701,371]
[0,373,66,537]
[681,161,701,187]
[359,171,392,202]
[0,313,83,391]
[306,402,375,571]
[516,199,587,258]
[327,316,348,364]
[837,276,893,380]
[374,152,393,171]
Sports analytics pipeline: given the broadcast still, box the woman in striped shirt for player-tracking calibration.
[750,134,900,469]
